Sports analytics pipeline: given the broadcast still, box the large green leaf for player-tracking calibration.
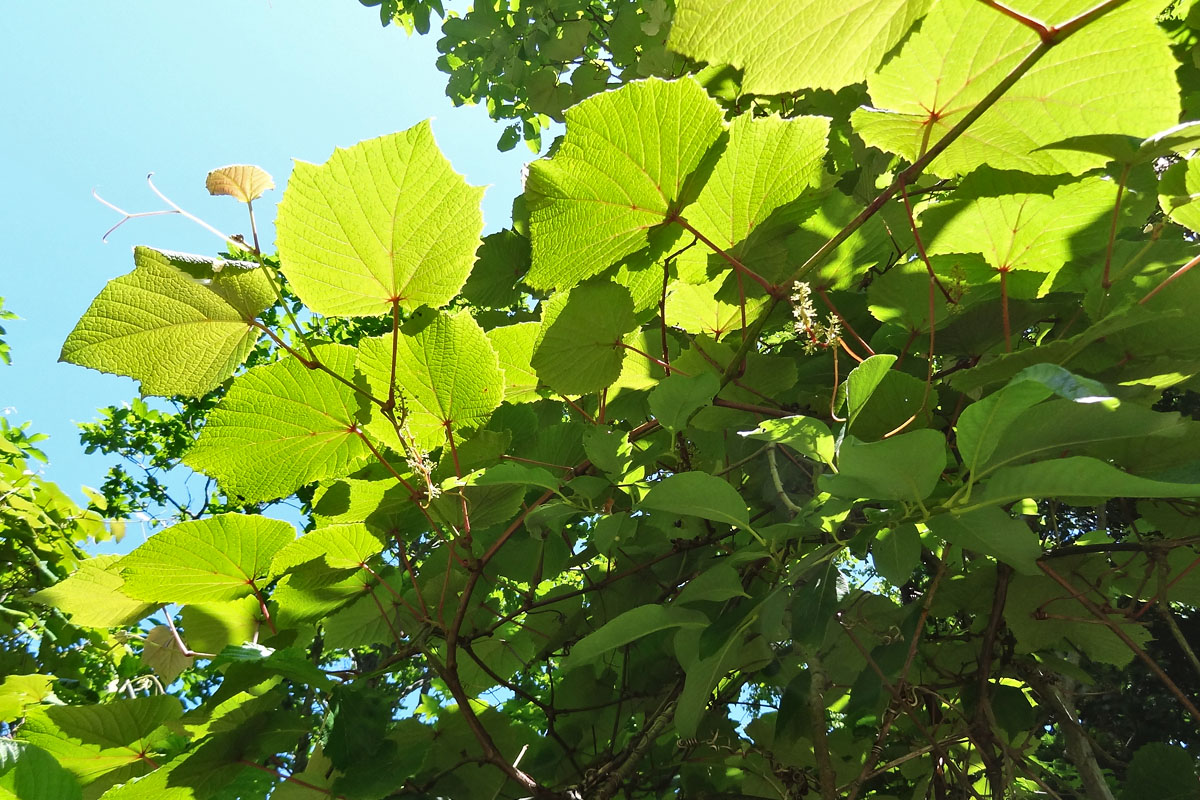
[119,514,293,603]
[978,456,1200,506]
[926,507,1042,575]
[524,78,724,290]
[60,247,272,397]
[921,178,1116,295]
[666,278,765,339]
[957,364,1116,477]
[357,311,503,450]
[531,282,637,395]
[674,114,830,282]
[18,696,180,785]
[563,605,708,668]
[669,0,932,94]
[853,0,1178,176]
[185,344,371,502]
[822,430,947,503]
[739,416,835,466]
[640,471,751,530]
[30,555,153,628]
[1121,743,1200,800]
[0,741,81,800]
[275,122,485,316]
[269,523,384,576]
[1158,157,1200,235]
[486,322,541,404]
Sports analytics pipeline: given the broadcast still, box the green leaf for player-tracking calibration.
[140,625,193,684]
[844,354,896,430]
[669,0,932,94]
[853,0,1179,176]
[19,696,181,785]
[531,282,637,395]
[563,605,708,668]
[1121,743,1200,800]
[872,524,921,585]
[185,344,371,503]
[666,278,763,340]
[738,416,834,466]
[524,78,724,290]
[926,507,1042,575]
[0,675,54,722]
[922,178,1117,294]
[674,562,749,607]
[357,311,503,450]
[30,555,153,628]
[0,740,82,800]
[1159,157,1200,234]
[179,597,260,655]
[486,322,541,404]
[212,644,332,691]
[822,431,946,503]
[674,114,830,281]
[118,514,293,603]
[957,364,1116,476]
[269,523,384,577]
[276,122,485,316]
[978,456,1200,506]
[461,229,530,309]
[640,471,751,530]
[649,372,720,432]
[60,247,272,397]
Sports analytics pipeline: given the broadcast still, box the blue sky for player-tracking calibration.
[2,2,534,507]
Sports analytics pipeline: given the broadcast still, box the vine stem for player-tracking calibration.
[672,216,780,297]
[719,0,1129,387]
[1037,560,1200,720]
[1101,164,1130,290]
[816,287,873,357]
[247,197,315,362]
[620,341,687,374]
[1139,250,1200,305]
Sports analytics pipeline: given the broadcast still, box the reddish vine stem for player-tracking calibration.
[815,287,874,357]
[672,216,779,297]
[1101,164,1130,290]
[1139,251,1200,305]
[1132,551,1200,620]
[386,298,402,411]
[238,759,347,798]
[247,580,277,635]
[1037,560,1200,720]
[999,270,1012,352]
[620,341,686,374]
[445,422,470,535]
[394,537,432,621]
[558,394,595,424]
[365,582,409,649]
[900,182,956,304]
[360,561,424,622]
[885,185,941,438]
[250,321,383,408]
[976,0,1051,38]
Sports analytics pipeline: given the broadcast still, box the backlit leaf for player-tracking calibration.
[185,344,371,502]
[204,165,274,203]
[60,247,272,397]
[669,0,932,94]
[119,514,293,603]
[276,122,485,316]
[525,78,724,290]
[854,0,1178,176]
[531,282,637,395]
[357,311,503,450]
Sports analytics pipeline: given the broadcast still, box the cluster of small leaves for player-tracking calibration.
[367,0,687,150]
[10,1,1200,799]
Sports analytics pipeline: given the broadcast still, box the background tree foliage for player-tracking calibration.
[6,1,1200,799]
